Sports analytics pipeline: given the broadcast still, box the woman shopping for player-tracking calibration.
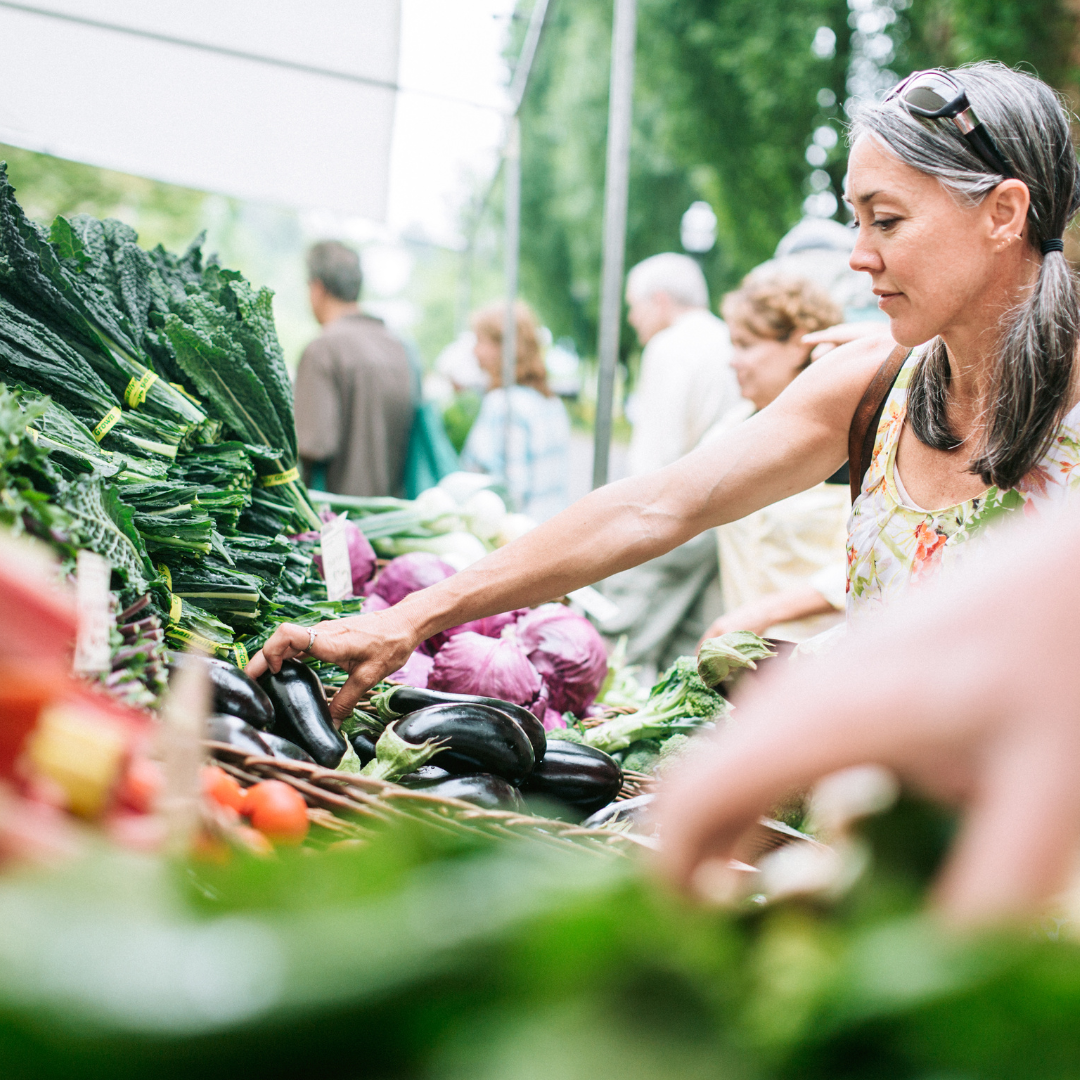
[701,272,850,642]
[459,301,571,522]
[251,63,1080,721]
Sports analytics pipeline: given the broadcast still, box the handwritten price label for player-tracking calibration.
[321,514,353,602]
[73,550,112,673]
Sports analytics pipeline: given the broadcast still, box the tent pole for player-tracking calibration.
[501,115,522,488]
[592,0,636,490]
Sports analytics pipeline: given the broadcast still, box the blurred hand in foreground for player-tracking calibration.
[803,321,894,361]
[658,510,1080,925]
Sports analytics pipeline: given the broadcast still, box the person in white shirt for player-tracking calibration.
[624,253,742,476]
[597,254,740,678]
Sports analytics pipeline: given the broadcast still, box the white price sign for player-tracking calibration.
[73,549,112,673]
[321,514,353,602]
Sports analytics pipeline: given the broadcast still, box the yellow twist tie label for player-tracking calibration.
[169,382,202,406]
[169,594,183,623]
[168,626,223,656]
[233,643,249,668]
[158,563,172,592]
[124,370,158,408]
[24,425,39,443]
[91,407,122,442]
[259,467,300,488]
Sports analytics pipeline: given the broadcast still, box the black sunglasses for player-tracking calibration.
[883,69,1015,179]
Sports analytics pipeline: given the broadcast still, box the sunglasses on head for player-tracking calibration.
[883,69,1015,179]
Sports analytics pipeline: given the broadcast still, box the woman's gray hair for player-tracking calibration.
[851,62,1080,490]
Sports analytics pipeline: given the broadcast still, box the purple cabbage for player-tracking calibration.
[542,708,567,732]
[371,553,457,607]
[428,630,542,706]
[389,650,435,688]
[515,603,608,715]
[445,609,528,640]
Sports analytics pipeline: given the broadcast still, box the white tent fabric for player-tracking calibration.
[0,0,400,219]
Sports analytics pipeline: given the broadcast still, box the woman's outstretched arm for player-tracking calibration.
[248,337,888,720]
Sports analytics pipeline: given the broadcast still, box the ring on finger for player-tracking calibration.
[305,627,318,653]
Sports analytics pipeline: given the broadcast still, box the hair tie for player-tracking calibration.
[1041,238,1065,255]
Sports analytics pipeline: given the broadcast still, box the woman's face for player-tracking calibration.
[846,134,1024,349]
[729,326,811,411]
[473,331,502,385]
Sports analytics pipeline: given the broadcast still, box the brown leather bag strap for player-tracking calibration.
[848,344,909,503]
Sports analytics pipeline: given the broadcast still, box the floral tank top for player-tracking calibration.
[847,349,1080,616]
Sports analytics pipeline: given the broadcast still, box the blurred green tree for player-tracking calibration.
[513,0,1079,358]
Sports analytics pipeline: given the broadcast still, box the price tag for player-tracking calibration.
[321,514,353,602]
[73,550,112,673]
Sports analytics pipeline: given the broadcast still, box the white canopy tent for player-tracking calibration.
[0,0,401,219]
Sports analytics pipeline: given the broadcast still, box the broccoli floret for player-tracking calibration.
[584,656,729,754]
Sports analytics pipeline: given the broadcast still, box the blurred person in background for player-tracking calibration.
[624,252,742,474]
[294,240,414,497]
[700,272,848,643]
[597,253,741,679]
[460,301,570,522]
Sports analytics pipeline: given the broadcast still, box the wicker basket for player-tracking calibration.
[207,741,650,856]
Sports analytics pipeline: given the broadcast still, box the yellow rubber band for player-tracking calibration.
[233,643,249,668]
[24,425,38,443]
[258,467,300,488]
[91,407,122,442]
[169,382,202,406]
[124,370,158,408]
[169,594,182,623]
[158,563,172,592]
[167,626,224,656]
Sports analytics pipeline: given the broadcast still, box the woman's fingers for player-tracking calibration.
[246,622,314,678]
[930,714,1080,923]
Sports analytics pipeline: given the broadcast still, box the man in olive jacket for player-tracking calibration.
[294,241,414,497]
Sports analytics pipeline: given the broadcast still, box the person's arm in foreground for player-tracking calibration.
[248,339,887,720]
[658,509,1080,925]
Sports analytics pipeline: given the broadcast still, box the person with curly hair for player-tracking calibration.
[700,272,850,642]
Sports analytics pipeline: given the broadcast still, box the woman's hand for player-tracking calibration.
[659,511,1080,924]
[246,609,418,722]
[699,587,837,646]
[802,321,894,361]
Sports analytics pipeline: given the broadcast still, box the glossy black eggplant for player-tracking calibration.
[522,739,622,815]
[380,685,546,763]
[394,703,534,786]
[349,726,381,767]
[405,772,526,811]
[172,654,275,729]
[207,714,272,758]
[259,730,315,764]
[258,659,346,769]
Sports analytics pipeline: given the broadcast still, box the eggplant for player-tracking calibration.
[207,713,272,758]
[404,772,526,811]
[380,685,546,763]
[522,739,623,816]
[259,730,315,764]
[172,654,274,729]
[258,659,346,769]
[349,726,381,767]
[400,765,451,782]
[395,703,534,786]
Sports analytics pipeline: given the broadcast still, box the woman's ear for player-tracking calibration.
[986,178,1031,245]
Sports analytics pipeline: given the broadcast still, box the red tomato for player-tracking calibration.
[242,780,309,844]
[202,765,245,812]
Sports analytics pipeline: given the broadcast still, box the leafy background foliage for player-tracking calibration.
[512,0,1080,356]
